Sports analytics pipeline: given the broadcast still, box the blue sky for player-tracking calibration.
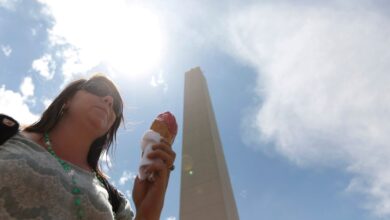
[1,0,390,219]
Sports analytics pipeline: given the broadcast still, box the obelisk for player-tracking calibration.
[180,67,239,220]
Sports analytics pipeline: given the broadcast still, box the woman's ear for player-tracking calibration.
[63,99,70,110]
[62,99,72,112]
[57,100,70,119]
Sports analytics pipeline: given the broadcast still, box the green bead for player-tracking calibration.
[72,187,81,195]
[45,132,85,219]
[74,197,81,206]
[76,207,84,219]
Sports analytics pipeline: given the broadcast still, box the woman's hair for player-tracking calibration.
[24,74,124,212]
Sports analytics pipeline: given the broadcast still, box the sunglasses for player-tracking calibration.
[80,79,123,116]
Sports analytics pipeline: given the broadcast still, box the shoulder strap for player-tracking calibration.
[0,114,19,145]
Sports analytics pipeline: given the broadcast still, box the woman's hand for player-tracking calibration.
[132,139,176,220]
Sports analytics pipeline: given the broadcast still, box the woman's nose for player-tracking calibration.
[102,95,114,108]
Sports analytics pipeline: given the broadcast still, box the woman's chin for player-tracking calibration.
[87,114,109,135]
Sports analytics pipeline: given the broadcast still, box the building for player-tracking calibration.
[180,67,239,220]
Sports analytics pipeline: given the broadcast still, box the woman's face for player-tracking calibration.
[65,81,120,137]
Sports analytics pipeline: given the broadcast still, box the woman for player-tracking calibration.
[0,74,176,219]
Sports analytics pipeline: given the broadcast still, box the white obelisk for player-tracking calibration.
[180,67,239,220]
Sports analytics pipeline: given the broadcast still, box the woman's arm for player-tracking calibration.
[132,141,176,220]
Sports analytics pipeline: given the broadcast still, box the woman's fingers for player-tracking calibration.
[147,150,172,167]
[144,161,169,177]
[150,142,176,168]
[153,141,174,156]
[148,145,176,167]
[160,138,171,146]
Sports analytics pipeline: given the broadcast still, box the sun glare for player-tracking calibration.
[47,0,165,80]
[102,6,165,79]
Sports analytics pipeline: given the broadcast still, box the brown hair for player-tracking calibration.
[24,74,124,212]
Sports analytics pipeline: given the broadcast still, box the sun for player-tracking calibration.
[46,0,165,81]
[101,5,165,79]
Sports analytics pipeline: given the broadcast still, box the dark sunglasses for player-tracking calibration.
[80,80,123,116]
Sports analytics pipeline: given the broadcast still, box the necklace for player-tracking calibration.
[44,133,84,219]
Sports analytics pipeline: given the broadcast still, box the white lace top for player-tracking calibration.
[0,133,134,220]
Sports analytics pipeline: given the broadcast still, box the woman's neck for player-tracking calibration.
[40,115,98,172]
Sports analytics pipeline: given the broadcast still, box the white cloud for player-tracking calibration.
[0,85,39,125]
[99,151,113,173]
[226,2,390,218]
[0,77,38,124]
[31,28,37,36]
[42,97,52,109]
[20,76,35,98]
[124,189,132,201]
[239,189,248,199]
[39,0,165,82]
[125,190,131,198]
[119,170,136,186]
[150,72,168,92]
[1,45,12,57]
[32,54,56,80]
[0,0,19,10]
[166,216,176,220]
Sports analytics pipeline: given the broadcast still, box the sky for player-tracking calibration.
[1,0,390,219]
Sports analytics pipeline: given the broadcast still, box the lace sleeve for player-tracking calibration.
[114,191,135,220]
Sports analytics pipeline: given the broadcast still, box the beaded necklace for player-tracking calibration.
[44,133,85,219]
